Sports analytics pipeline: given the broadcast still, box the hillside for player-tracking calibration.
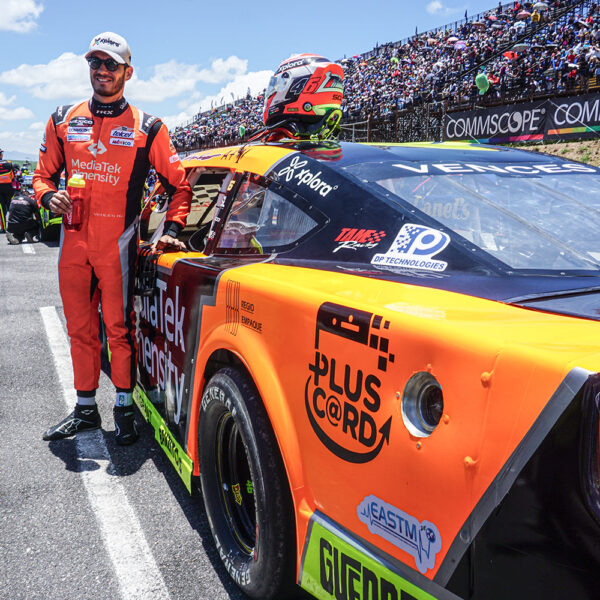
[520,139,600,167]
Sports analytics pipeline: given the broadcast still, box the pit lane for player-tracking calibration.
[0,237,254,600]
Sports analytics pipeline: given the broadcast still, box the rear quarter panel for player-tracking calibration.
[189,261,600,580]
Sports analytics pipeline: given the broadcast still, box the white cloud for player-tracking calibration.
[0,53,90,100]
[0,127,43,156]
[1,0,44,33]
[128,56,249,102]
[0,55,272,153]
[0,54,254,105]
[162,69,273,129]
[0,92,34,120]
[426,1,460,15]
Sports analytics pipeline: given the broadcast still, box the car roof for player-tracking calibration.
[181,140,567,175]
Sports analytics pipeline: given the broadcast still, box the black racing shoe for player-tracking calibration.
[113,405,139,446]
[24,231,40,243]
[42,405,101,441]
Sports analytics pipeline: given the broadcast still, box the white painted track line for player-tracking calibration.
[21,244,35,254]
[40,305,171,600]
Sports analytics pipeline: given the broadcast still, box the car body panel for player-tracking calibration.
[133,140,600,598]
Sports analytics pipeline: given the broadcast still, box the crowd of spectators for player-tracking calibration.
[170,0,600,151]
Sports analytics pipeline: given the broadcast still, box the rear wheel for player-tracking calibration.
[198,367,296,599]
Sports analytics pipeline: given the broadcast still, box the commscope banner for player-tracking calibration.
[443,92,600,144]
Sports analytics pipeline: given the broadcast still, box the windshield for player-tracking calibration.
[375,167,600,271]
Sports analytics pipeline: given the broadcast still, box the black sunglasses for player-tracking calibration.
[87,56,123,71]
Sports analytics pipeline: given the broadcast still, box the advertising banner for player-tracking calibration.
[443,92,600,144]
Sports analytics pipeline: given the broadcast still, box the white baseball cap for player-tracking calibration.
[85,32,131,65]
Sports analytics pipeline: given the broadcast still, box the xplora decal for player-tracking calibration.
[305,302,394,463]
[138,280,186,423]
[358,496,442,574]
[277,155,337,197]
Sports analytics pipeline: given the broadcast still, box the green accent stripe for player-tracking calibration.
[133,386,194,493]
[300,512,461,600]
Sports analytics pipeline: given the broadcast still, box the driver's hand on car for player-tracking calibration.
[48,189,72,214]
[155,234,187,252]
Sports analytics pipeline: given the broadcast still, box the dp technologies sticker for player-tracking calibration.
[371,224,450,271]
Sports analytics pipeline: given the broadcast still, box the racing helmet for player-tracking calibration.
[263,54,344,136]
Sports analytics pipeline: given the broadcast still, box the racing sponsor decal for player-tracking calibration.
[392,161,597,176]
[88,139,107,157]
[110,126,135,147]
[333,228,386,253]
[110,126,134,139]
[138,280,186,424]
[109,137,134,147]
[69,116,93,128]
[275,56,313,74]
[133,387,193,493]
[195,151,223,161]
[232,483,243,506]
[68,126,93,135]
[305,71,344,95]
[91,35,120,48]
[67,134,91,142]
[169,153,180,164]
[412,197,470,222]
[371,224,450,272]
[305,302,394,463]
[358,496,442,574]
[71,157,121,185]
[225,280,263,334]
[225,280,240,335]
[277,155,337,197]
[300,515,442,600]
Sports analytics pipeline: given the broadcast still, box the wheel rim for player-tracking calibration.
[216,411,256,555]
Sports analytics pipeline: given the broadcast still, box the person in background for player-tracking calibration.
[0,149,17,233]
[5,188,41,244]
[33,31,191,445]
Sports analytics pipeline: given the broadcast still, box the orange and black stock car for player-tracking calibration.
[128,140,600,600]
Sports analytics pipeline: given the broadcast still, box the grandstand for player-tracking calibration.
[170,0,599,150]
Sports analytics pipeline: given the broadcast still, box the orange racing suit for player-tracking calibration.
[33,97,191,393]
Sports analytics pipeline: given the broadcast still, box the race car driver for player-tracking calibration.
[33,31,192,445]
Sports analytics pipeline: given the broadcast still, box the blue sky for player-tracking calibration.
[1,0,497,158]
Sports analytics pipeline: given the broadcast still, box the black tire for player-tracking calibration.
[198,367,296,600]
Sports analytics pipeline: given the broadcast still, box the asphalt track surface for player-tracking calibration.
[0,235,292,600]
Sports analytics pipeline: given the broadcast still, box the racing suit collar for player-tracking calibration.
[89,96,129,118]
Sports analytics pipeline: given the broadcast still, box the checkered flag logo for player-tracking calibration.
[389,224,450,257]
[367,230,386,244]
[392,224,422,253]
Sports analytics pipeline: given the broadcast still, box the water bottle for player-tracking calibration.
[65,173,85,231]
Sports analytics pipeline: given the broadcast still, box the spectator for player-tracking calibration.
[6,189,41,244]
[0,148,18,233]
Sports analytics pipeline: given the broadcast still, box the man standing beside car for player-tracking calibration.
[33,32,191,445]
